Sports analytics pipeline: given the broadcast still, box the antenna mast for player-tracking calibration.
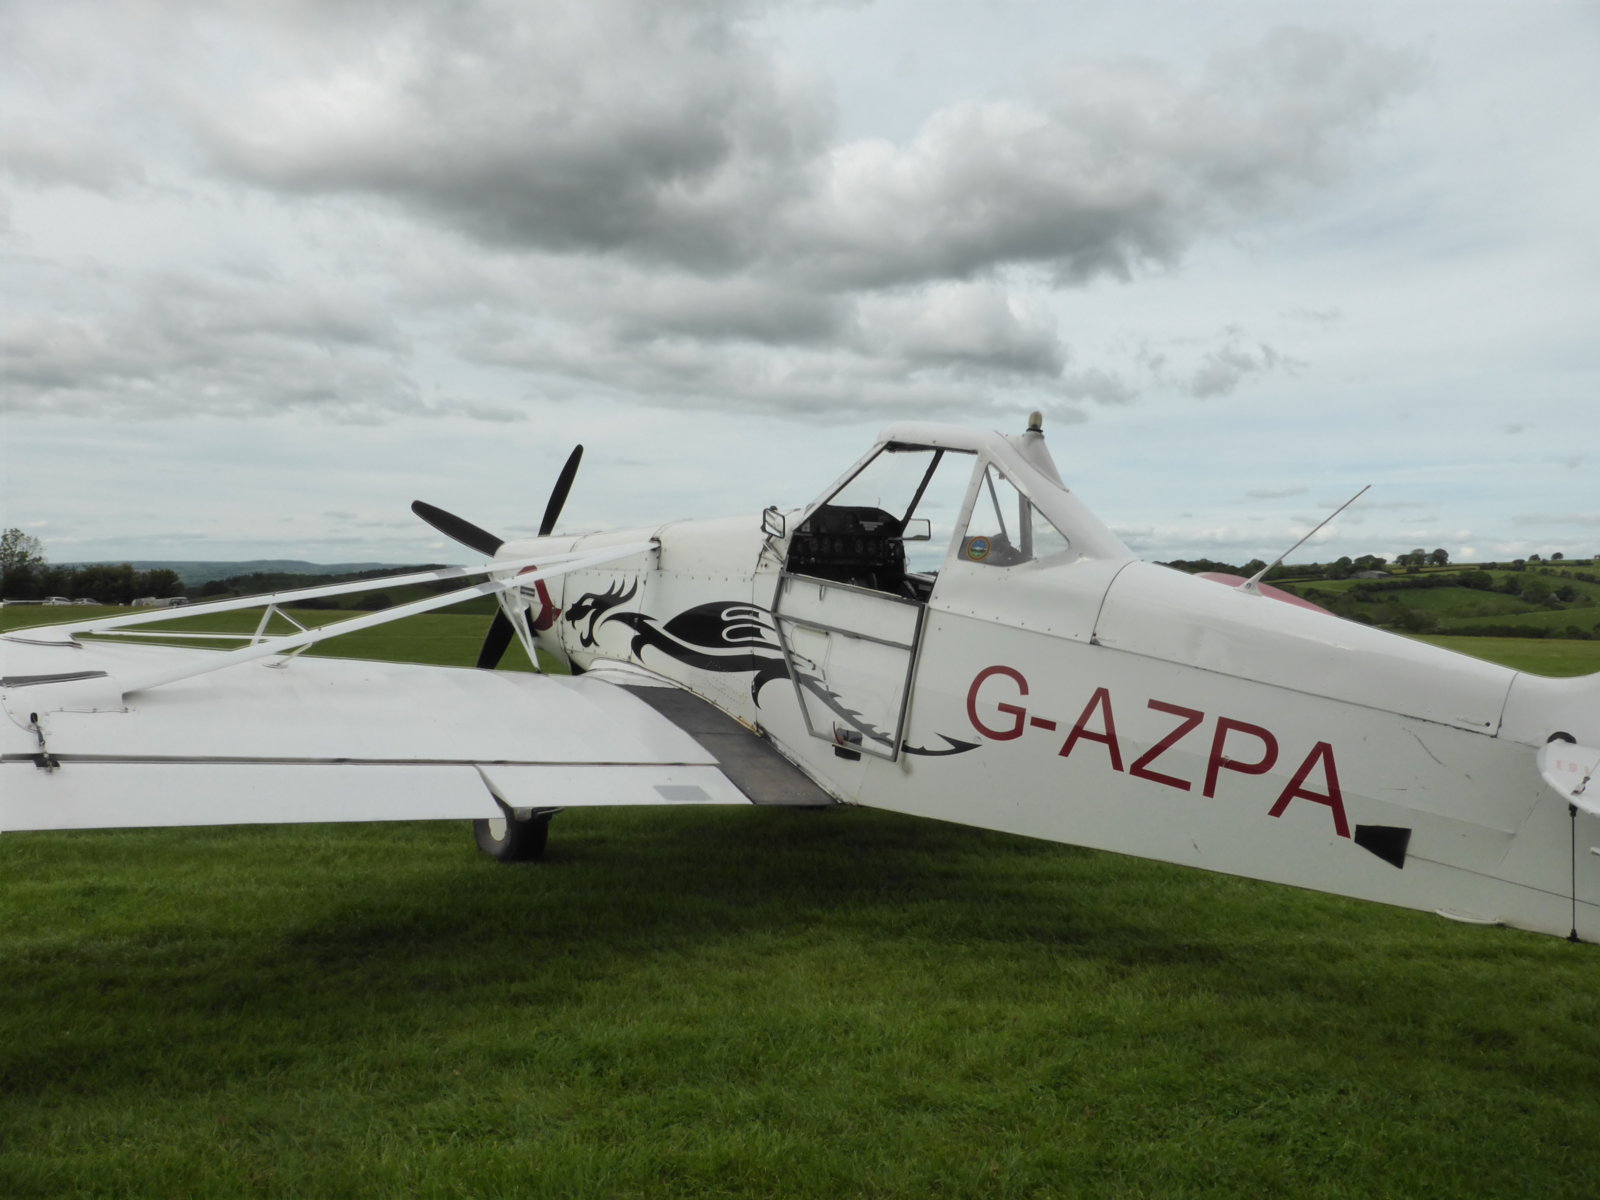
[1242,485,1370,595]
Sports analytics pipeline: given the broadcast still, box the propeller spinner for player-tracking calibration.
[411,445,583,670]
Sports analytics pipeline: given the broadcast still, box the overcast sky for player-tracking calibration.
[3,0,1596,568]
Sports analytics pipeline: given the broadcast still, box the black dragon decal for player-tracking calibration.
[565,583,976,758]
[605,603,793,702]
[566,579,637,648]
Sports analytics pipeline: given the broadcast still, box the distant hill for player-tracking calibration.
[60,560,417,587]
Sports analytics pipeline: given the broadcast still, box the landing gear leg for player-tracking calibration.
[473,809,554,862]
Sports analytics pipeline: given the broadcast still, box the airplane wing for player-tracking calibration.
[1,552,830,835]
[1,639,830,832]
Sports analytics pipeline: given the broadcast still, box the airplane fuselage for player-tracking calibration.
[506,423,1600,940]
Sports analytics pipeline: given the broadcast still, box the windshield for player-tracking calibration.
[785,445,976,593]
[958,465,1072,567]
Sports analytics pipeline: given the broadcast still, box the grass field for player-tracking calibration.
[1285,567,1600,640]
[1417,635,1600,677]
[6,608,1600,1197]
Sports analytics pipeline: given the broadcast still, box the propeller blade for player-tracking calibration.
[540,445,584,536]
[476,610,516,670]
[419,449,581,671]
[411,500,504,558]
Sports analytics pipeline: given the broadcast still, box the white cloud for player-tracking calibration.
[783,29,1416,290]
[855,283,1064,374]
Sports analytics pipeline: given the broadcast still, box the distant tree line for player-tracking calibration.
[1162,553,1401,580]
[1162,551,1597,581]
[1440,623,1599,640]
[2,528,183,603]
[1,529,438,606]
[197,565,448,610]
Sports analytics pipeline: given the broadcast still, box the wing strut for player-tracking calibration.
[5,542,653,696]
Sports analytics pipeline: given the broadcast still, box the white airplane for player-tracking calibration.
[4,417,1599,941]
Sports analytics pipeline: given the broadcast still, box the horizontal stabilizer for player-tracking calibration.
[1537,740,1600,817]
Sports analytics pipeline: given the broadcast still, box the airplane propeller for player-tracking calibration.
[411,445,584,670]
[409,501,502,559]
[540,445,583,541]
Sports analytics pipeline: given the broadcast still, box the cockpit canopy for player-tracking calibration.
[782,421,1129,600]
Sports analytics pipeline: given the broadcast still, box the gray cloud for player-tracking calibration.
[200,7,1413,293]
[1188,339,1300,398]
[0,121,140,192]
[200,1,830,274]
[1118,328,1305,403]
[0,265,499,423]
[606,277,848,347]
[0,2,162,194]
[1060,367,1138,406]
[460,316,1054,423]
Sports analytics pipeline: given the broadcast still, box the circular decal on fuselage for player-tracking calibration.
[966,536,991,561]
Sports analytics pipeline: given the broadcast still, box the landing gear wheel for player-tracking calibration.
[474,811,552,862]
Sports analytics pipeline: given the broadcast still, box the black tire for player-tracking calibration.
[473,811,552,862]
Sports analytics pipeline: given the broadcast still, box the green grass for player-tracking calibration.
[7,815,1600,1198]
[283,580,501,614]
[1,603,544,672]
[1417,635,1600,676]
[6,610,1600,1197]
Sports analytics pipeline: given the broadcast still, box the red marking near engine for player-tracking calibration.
[518,566,562,631]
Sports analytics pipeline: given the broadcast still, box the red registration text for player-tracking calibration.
[966,666,1349,838]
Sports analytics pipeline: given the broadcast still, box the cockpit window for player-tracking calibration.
[784,445,976,598]
[959,465,1071,567]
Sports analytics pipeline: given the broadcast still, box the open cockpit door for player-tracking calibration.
[771,443,977,760]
